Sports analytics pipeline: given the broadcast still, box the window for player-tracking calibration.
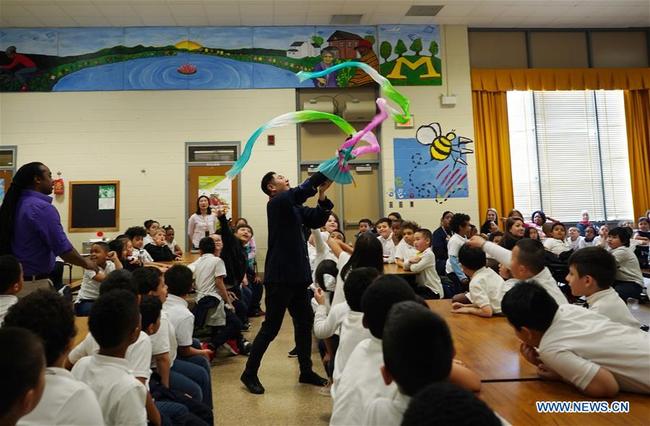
[507,90,633,223]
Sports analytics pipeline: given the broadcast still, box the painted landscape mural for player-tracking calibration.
[0,25,442,92]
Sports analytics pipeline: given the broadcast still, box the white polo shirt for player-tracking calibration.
[68,331,152,382]
[149,310,178,367]
[446,233,467,274]
[133,247,153,264]
[18,367,104,426]
[0,294,18,326]
[76,261,116,302]
[188,253,227,302]
[543,238,572,256]
[404,247,443,297]
[332,310,371,392]
[378,234,396,263]
[586,287,641,329]
[313,301,350,339]
[538,304,650,394]
[610,246,644,285]
[71,354,147,426]
[164,294,195,347]
[331,336,397,426]
[363,388,411,426]
[394,239,417,261]
[332,252,352,307]
[467,266,504,313]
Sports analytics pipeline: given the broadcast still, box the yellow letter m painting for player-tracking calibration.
[386,57,441,80]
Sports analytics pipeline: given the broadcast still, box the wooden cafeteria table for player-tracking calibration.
[383,263,416,275]
[426,300,539,382]
[480,380,650,426]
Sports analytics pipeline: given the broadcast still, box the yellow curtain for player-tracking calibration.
[624,89,650,221]
[472,90,514,221]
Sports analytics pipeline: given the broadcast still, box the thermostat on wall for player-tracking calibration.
[440,95,457,106]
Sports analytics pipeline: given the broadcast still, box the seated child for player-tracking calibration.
[566,247,641,328]
[401,382,501,426]
[582,226,598,247]
[634,217,650,244]
[125,226,153,264]
[330,275,417,426]
[143,219,160,246]
[446,213,471,293]
[364,301,481,425]
[391,219,403,247]
[594,224,609,248]
[145,229,179,262]
[376,218,396,263]
[452,245,504,317]
[0,327,46,426]
[502,281,650,396]
[74,242,122,316]
[71,290,148,424]
[523,227,540,241]
[403,228,443,299]
[567,226,585,251]
[356,218,374,241]
[0,255,22,325]
[4,289,103,426]
[607,227,645,301]
[108,236,139,273]
[394,221,419,268]
[163,225,184,257]
[543,222,572,256]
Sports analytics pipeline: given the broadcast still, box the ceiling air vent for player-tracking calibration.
[405,5,444,17]
[330,15,363,25]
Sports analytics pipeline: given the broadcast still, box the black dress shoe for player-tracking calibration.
[240,371,265,394]
[299,371,328,387]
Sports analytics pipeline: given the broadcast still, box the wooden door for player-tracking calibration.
[342,164,380,242]
[187,166,239,250]
[0,170,12,204]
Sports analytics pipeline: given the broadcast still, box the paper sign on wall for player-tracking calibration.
[98,185,115,210]
[198,176,232,212]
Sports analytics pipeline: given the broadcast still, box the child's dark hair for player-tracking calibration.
[501,281,558,332]
[450,213,470,234]
[0,327,45,414]
[531,210,547,223]
[458,244,486,271]
[551,222,566,233]
[488,231,504,242]
[343,267,380,311]
[163,225,175,232]
[514,238,546,274]
[568,247,616,289]
[523,227,538,240]
[165,264,194,296]
[144,219,159,230]
[198,236,216,254]
[415,228,432,242]
[341,232,383,279]
[359,218,373,227]
[402,382,501,426]
[99,270,137,296]
[236,224,253,236]
[376,217,391,227]
[108,238,124,256]
[388,212,402,220]
[92,241,110,253]
[330,229,346,242]
[0,254,21,293]
[89,290,140,349]
[132,267,162,295]
[361,275,416,338]
[314,259,338,292]
[609,226,631,247]
[383,301,453,396]
[401,221,419,233]
[125,226,147,240]
[4,289,75,366]
[140,295,162,331]
[261,172,276,196]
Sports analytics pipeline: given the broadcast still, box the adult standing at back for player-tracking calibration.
[187,195,217,250]
[0,162,96,296]
[241,170,333,394]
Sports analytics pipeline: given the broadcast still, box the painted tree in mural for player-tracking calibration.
[364,35,376,45]
[429,40,439,57]
[410,38,423,55]
[395,39,407,57]
[380,41,392,62]
[311,35,324,48]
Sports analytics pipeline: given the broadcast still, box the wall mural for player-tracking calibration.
[393,123,474,203]
[0,25,441,92]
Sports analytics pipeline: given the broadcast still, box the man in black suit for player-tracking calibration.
[241,171,333,394]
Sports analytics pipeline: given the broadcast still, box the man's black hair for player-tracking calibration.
[132,267,162,295]
[140,295,162,331]
[0,254,21,293]
[314,259,338,291]
[165,264,194,296]
[568,247,616,289]
[198,236,216,254]
[458,244,486,271]
[609,226,631,247]
[383,301,453,396]
[0,327,45,414]
[99,269,137,296]
[501,281,558,332]
[402,382,501,426]
[361,275,416,338]
[450,213,470,234]
[125,226,147,240]
[89,290,140,349]
[343,267,381,312]
[4,289,75,366]
[514,238,546,274]
[261,171,276,196]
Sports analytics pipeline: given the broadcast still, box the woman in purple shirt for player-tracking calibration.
[0,162,96,296]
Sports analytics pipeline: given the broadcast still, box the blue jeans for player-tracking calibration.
[173,356,212,408]
[156,400,188,426]
[74,299,94,316]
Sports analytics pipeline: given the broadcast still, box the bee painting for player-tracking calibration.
[416,123,473,168]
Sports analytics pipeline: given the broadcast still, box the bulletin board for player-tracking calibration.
[68,181,120,232]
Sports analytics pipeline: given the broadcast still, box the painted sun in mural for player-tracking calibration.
[175,40,203,51]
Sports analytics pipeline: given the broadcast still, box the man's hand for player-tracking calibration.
[520,343,541,366]
[467,235,487,249]
[318,180,333,201]
[214,205,226,218]
[84,258,99,272]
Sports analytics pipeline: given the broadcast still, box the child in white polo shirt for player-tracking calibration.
[0,255,21,326]
[566,247,641,328]
[5,290,103,426]
[608,227,645,302]
[394,221,419,268]
[126,226,154,265]
[543,222,572,256]
[446,213,471,295]
[452,245,504,317]
[403,228,443,299]
[567,226,585,251]
[502,282,650,396]
[72,290,148,425]
[75,241,121,316]
[376,217,396,263]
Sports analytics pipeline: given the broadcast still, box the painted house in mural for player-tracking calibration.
[286,41,318,59]
[327,31,364,59]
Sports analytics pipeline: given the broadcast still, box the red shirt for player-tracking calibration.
[2,53,36,69]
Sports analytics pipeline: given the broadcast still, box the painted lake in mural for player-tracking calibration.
[53,53,314,91]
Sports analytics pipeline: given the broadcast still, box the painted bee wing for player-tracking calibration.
[455,136,474,145]
[416,125,437,146]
